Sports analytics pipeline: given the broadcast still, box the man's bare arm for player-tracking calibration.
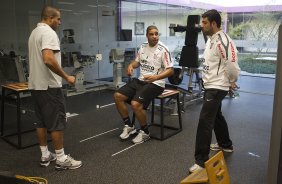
[42,49,75,85]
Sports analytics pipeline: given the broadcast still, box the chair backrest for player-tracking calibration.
[204,151,230,184]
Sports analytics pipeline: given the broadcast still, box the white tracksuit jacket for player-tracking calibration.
[202,30,241,91]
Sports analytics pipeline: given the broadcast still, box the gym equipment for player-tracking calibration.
[168,68,183,85]
[0,54,29,97]
[61,29,111,96]
[168,15,206,110]
[109,48,126,88]
[179,45,199,68]
[0,55,28,84]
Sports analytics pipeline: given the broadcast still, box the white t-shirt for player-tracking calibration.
[202,30,241,91]
[135,41,173,88]
[28,23,62,90]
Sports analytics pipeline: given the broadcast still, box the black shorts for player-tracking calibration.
[31,88,67,131]
[116,78,164,109]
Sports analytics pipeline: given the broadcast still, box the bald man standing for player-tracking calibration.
[28,6,82,170]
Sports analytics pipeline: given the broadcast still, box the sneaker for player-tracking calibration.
[210,143,234,152]
[55,155,82,170]
[189,163,203,173]
[132,130,150,144]
[40,152,56,167]
[120,125,137,140]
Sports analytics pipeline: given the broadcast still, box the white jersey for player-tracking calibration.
[28,23,62,90]
[135,41,173,88]
[202,30,240,91]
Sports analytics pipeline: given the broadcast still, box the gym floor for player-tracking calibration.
[0,75,274,184]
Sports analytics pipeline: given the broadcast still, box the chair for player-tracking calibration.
[180,151,230,184]
[132,89,182,140]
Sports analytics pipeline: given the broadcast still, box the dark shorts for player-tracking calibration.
[31,88,67,131]
[116,78,164,109]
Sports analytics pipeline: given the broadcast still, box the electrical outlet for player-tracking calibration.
[96,54,102,61]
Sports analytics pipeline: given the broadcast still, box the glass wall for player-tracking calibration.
[54,0,118,97]
[0,0,280,102]
[120,1,206,67]
[228,12,279,76]
[121,0,281,77]
[0,0,45,86]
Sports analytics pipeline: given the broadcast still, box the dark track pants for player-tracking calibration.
[194,89,232,167]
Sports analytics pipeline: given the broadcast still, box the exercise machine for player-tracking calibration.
[168,15,206,110]
[61,29,107,96]
[109,48,126,88]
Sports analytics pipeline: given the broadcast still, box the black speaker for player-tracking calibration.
[179,45,199,68]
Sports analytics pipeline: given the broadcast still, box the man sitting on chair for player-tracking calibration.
[113,25,174,144]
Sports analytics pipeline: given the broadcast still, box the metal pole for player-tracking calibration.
[267,24,282,184]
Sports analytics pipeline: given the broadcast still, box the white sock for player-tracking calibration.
[55,148,67,162]
[40,146,50,158]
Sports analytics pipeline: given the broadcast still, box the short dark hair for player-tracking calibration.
[146,25,158,35]
[202,9,221,28]
[41,6,59,20]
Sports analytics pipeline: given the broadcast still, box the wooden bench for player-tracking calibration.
[132,89,182,140]
[150,89,182,140]
[0,82,37,149]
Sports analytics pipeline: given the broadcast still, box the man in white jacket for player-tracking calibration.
[189,9,240,173]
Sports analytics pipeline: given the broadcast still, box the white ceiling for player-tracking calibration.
[144,0,282,12]
[190,0,282,7]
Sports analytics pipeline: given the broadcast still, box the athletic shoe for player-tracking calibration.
[120,125,136,140]
[40,152,56,167]
[189,163,203,173]
[55,155,82,170]
[132,130,150,144]
[210,143,234,152]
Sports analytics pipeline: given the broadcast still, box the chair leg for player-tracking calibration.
[151,99,155,124]
[160,98,164,140]
[132,113,135,125]
[176,93,182,130]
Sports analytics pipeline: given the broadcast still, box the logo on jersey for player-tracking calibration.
[140,59,155,72]
[164,52,169,66]
[141,60,147,64]
[217,44,225,59]
[202,64,209,73]
[230,42,236,62]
